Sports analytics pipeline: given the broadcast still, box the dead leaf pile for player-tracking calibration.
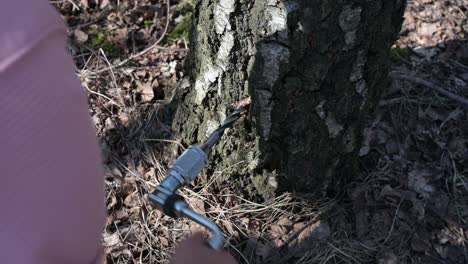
[398,0,468,48]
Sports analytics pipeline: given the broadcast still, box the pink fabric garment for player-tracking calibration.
[0,1,106,263]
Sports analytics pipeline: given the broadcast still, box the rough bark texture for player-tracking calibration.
[171,0,405,198]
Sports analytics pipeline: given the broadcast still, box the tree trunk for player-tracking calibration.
[171,0,405,198]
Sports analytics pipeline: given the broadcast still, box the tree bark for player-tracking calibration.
[171,0,405,198]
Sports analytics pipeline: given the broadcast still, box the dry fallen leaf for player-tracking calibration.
[114,209,128,220]
[189,222,208,235]
[255,242,275,260]
[74,29,88,43]
[108,27,128,46]
[418,22,439,37]
[80,0,89,8]
[377,251,398,264]
[106,194,117,210]
[188,197,205,216]
[159,236,169,247]
[137,83,154,102]
[103,232,120,248]
[296,221,331,242]
[100,0,110,8]
[242,239,257,258]
[411,229,432,253]
[408,168,434,198]
[117,111,129,125]
[269,217,294,247]
[124,191,140,208]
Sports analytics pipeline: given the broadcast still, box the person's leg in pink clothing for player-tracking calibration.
[0,1,106,263]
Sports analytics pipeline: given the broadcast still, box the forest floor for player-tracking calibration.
[51,0,468,263]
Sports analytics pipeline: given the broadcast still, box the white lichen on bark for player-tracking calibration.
[339,5,362,49]
[194,64,218,105]
[315,100,344,138]
[350,50,368,103]
[265,0,289,43]
[255,1,291,139]
[194,2,235,105]
[350,50,367,82]
[355,80,367,96]
[256,89,274,138]
[258,43,290,87]
[216,31,234,70]
[214,0,235,34]
[325,115,344,138]
[315,100,327,119]
[206,119,219,136]
[255,42,290,139]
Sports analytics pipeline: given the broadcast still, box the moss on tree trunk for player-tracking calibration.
[171,0,405,198]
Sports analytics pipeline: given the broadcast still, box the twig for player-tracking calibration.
[380,193,405,246]
[357,193,406,251]
[93,0,172,74]
[99,48,126,106]
[390,72,468,106]
[99,49,118,86]
[451,59,468,72]
[49,0,80,10]
[151,46,188,52]
[142,138,186,150]
[83,82,122,108]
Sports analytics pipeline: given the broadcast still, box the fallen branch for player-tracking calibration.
[390,71,468,106]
